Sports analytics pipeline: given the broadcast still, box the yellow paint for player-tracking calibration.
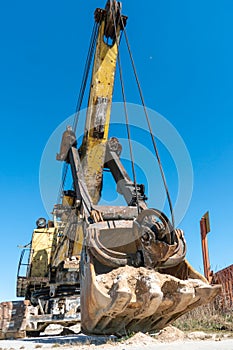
[51,223,84,267]
[51,235,70,268]
[72,225,84,256]
[80,21,121,204]
[30,228,57,278]
[62,195,75,207]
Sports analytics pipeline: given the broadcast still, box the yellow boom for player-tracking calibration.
[80,6,124,204]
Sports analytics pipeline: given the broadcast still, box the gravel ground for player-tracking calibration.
[124,340,233,350]
[0,335,233,350]
[0,328,233,350]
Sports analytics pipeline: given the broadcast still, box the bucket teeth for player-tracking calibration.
[133,275,163,318]
[107,275,133,314]
[81,264,221,335]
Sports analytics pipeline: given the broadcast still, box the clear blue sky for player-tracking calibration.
[0,0,233,301]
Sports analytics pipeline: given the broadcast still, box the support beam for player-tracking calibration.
[105,138,147,209]
[200,212,213,283]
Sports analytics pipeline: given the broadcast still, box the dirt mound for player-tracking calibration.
[187,331,212,340]
[125,332,158,345]
[122,327,184,346]
[155,326,185,342]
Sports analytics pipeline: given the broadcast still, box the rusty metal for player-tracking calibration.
[56,126,77,162]
[95,205,138,220]
[79,208,221,335]
[81,259,221,335]
[69,146,93,215]
[133,209,187,269]
[95,1,127,35]
[212,265,233,309]
[0,299,81,339]
[105,138,148,207]
[104,0,121,39]
[200,212,233,310]
[200,212,213,283]
[0,301,33,340]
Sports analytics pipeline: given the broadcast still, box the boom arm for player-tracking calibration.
[79,2,127,204]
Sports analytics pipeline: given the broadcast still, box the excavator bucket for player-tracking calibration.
[80,209,221,335]
[81,263,220,335]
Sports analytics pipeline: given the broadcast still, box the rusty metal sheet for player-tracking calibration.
[203,211,210,233]
[0,301,31,339]
[213,264,233,309]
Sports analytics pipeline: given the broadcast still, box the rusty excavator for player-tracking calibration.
[0,1,220,339]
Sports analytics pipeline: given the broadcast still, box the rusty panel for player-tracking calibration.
[0,301,31,339]
[213,264,233,309]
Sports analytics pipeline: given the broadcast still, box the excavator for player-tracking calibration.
[0,1,220,339]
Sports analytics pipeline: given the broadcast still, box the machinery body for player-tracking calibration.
[0,1,221,339]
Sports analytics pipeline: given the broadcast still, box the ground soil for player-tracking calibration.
[0,326,233,350]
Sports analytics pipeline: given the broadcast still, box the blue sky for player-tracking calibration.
[0,0,233,301]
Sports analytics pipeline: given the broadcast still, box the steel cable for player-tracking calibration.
[57,22,98,204]
[112,2,140,213]
[119,16,175,228]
